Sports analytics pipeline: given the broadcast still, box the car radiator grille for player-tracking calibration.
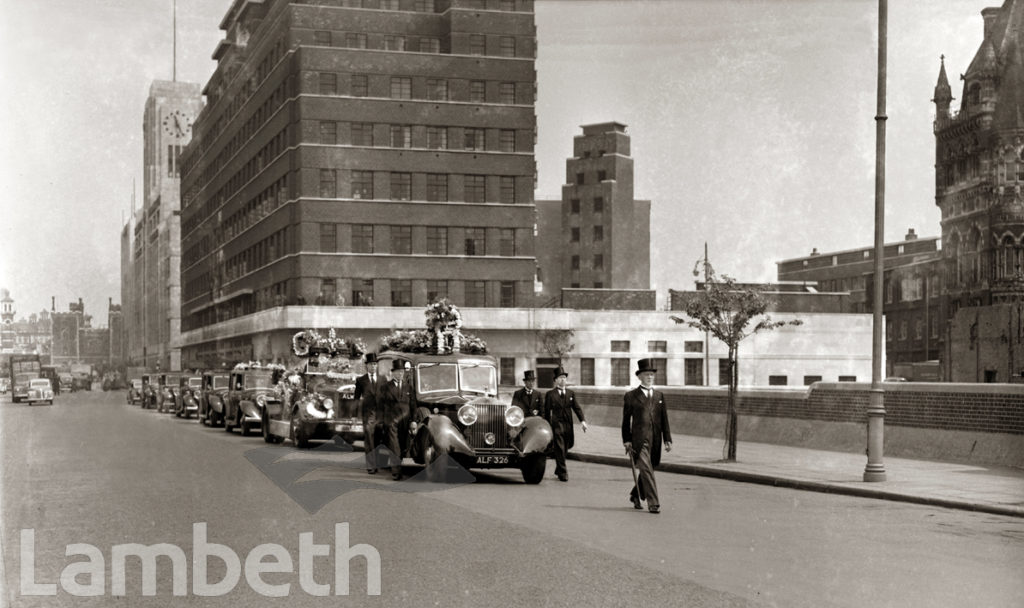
[464,403,511,449]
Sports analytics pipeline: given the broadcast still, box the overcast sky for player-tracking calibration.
[0,0,995,323]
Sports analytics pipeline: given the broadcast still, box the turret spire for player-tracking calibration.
[933,55,953,116]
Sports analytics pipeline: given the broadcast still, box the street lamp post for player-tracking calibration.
[865,0,888,482]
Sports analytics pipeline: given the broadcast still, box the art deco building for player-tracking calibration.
[179,0,538,366]
[121,80,203,371]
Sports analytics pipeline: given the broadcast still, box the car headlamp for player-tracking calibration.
[505,405,525,428]
[457,404,478,426]
[305,401,328,419]
[256,394,266,407]
[322,398,334,412]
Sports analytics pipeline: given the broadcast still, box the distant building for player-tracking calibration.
[932,0,1024,381]
[536,122,650,302]
[0,290,51,356]
[121,80,203,371]
[670,281,852,315]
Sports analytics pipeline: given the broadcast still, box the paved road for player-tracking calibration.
[2,391,1022,607]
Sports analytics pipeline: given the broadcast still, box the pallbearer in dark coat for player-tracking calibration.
[380,359,414,480]
[543,366,588,482]
[622,358,672,513]
[354,352,387,474]
[511,369,544,416]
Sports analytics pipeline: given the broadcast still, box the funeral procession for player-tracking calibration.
[2,0,1024,607]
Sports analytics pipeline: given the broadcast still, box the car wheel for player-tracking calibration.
[520,454,546,485]
[262,410,282,444]
[422,437,450,483]
[224,407,235,433]
[290,413,310,449]
[239,415,250,437]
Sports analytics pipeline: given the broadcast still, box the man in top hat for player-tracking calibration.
[355,352,388,474]
[543,366,588,482]
[380,360,414,480]
[622,358,672,513]
[511,370,543,417]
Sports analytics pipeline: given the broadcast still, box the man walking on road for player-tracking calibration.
[511,369,543,416]
[543,366,587,482]
[354,352,386,474]
[622,359,672,514]
[381,360,414,480]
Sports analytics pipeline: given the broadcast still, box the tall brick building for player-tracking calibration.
[179,0,539,366]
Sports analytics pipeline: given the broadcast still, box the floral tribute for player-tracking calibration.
[232,361,287,372]
[379,299,487,355]
[291,328,367,359]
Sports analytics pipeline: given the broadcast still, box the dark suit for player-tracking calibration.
[511,388,544,417]
[543,387,586,478]
[379,378,414,476]
[354,372,386,470]
[621,386,672,508]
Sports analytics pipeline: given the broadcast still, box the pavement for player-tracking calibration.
[569,424,1024,518]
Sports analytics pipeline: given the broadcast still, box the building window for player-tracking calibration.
[593,254,603,271]
[416,0,436,12]
[499,130,516,152]
[593,225,603,242]
[499,82,516,104]
[389,124,411,148]
[380,0,399,9]
[914,318,924,340]
[427,78,448,100]
[390,225,411,254]
[319,169,337,198]
[570,198,580,214]
[652,358,668,385]
[499,357,516,385]
[500,0,516,9]
[499,36,516,57]
[351,122,374,146]
[352,279,374,306]
[803,375,822,386]
[319,73,337,95]
[684,340,703,353]
[499,228,515,256]
[352,224,373,253]
[838,375,857,382]
[576,173,585,185]
[580,358,595,385]
[426,174,448,201]
[319,121,338,144]
[469,80,485,103]
[345,32,367,49]
[768,375,788,386]
[390,172,411,200]
[593,197,604,213]
[351,74,369,97]
[465,281,486,307]
[469,34,485,55]
[319,223,337,252]
[420,37,441,53]
[352,171,374,199]
[318,279,337,304]
[426,279,448,302]
[465,175,485,202]
[647,340,667,352]
[886,320,893,342]
[500,176,515,203]
[593,281,603,288]
[571,255,580,270]
[384,35,406,51]
[391,279,412,307]
[598,170,607,181]
[427,126,448,149]
[464,128,485,150]
[611,358,631,386]
[899,320,907,341]
[684,359,703,386]
[718,359,731,385]
[500,281,516,307]
[611,340,630,352]
[426,226,448,254]
[390,77,411,99]
[464,228,485,256]
[314,30,332,46]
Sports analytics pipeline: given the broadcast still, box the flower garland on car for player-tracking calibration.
[379,300,487,355]
[291,328,367,359]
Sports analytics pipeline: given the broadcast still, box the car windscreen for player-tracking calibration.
[459,363,497,395]
[188,378,202,387]
[307,375,347,393]
[248,376,272,389]
[29,380,50,388]
[15,373,32,383]
[212,376,229,390]
[417,363,458,393]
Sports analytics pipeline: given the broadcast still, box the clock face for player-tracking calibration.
[161,108,192,140]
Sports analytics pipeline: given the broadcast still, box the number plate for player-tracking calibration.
[334,423,363,433]
[475,455,509,465]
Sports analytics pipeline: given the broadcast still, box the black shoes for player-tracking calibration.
[649,506,660,514]
[631,496,642,510]
[367,468,377,475]
[557,474,568,482]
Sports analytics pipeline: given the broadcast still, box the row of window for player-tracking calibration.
[569,226,604,243]
[574,170,609,185]
[318,121,521,152]
[569,197,604,214]
[319,223,521,257]
[318,72,527,105]
[334,0,523,14]
[318,170,518,204]
[310,30,522,58]
[885,316,941,342]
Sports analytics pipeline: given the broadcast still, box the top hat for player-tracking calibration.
[635,358,657,376]
[553,366,568,379]
[364,352,379,364]
[392,359,409,371]
[522,369,537,381]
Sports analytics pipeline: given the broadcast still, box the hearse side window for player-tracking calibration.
[417,363,457,393]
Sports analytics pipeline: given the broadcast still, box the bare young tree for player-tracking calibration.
[537,328,575,366]
[671,258,802,461]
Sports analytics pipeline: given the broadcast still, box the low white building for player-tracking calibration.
[180,306,873,388]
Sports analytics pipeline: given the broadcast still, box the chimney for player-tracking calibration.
[51,296,55,312]
[810,248,820,256]
[905,228,918,241]
[982,7,1000,41]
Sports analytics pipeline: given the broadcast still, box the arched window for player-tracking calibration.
[968,83,981,106]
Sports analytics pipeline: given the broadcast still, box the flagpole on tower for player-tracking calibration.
[173,0,177,82]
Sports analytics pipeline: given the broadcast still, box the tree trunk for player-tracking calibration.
[724,345,738,461]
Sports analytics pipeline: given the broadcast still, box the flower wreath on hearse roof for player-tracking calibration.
[291,328,367,359]
[379,299,487,355]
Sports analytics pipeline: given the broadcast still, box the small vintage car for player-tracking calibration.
[223,368,282,436]
[156,373,180,413]
[262,359,363,448]
[376,351,553,484]
[59,373,74,393]
[126,378,144,405]
[25,378,54,406]
[198,371,231,427]
[174,375,202,418]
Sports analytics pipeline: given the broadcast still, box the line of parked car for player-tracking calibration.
[126,350,555,484]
